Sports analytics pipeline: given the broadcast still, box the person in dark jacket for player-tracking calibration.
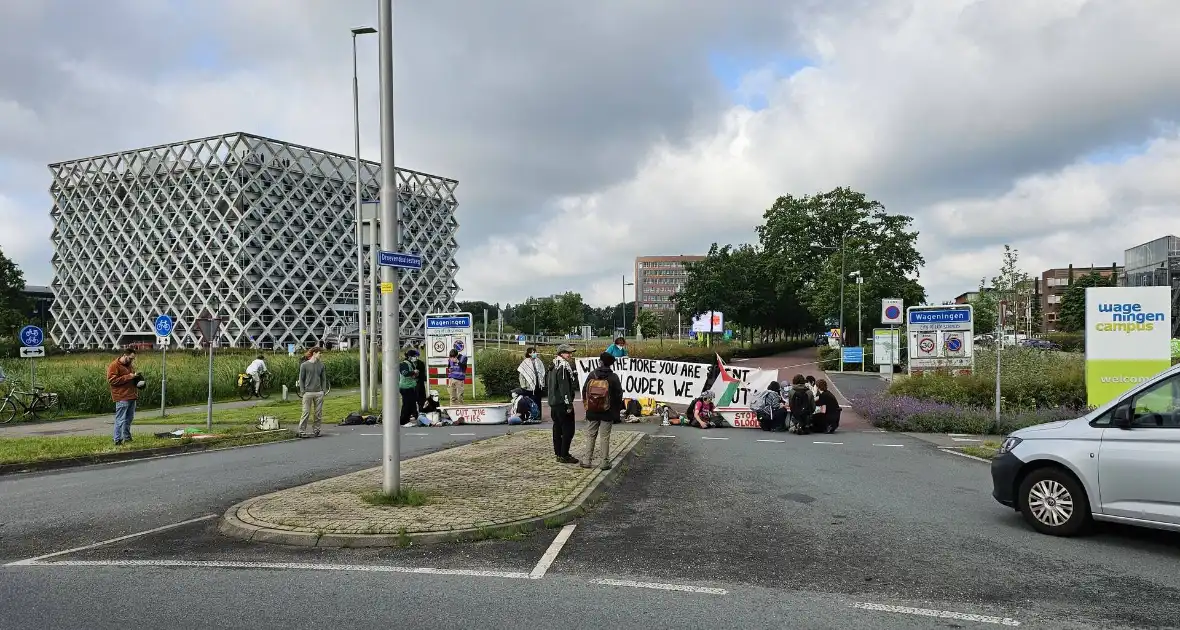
[546,344,580,464]
[813,378,841,434]
[580,352,625,470]
[787,373,817,434]
[413,348,428,414]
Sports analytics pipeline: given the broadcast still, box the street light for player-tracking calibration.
[815,234,847,368]
[622,275,634,337]
[351,25,377,413]
[377,0,401,495]
[850,270,863,348]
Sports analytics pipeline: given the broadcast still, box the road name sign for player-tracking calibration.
[378,251,422,270]
[19,325,44,347]
[20,346,45,359]
[154,315,174,337]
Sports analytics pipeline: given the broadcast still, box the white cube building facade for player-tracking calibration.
[49,132,459,349]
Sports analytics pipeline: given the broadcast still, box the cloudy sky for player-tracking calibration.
[3,0,1180,308]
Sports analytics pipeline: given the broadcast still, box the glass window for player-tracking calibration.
[1130,375,1180,428]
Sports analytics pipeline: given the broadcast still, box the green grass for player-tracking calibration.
[360,487,431,507]
[960,441,1001,460]
[0,424,294,466]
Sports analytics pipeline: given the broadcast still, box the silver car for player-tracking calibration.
[991,363,1180,536]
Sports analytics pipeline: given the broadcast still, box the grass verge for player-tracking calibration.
[360,487,431,507]
[959,441,1001,460]
[0,424,293,466]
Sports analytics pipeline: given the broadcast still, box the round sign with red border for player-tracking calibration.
[918,337,936,354]
[945,337,963,353]
[884,305,901,320]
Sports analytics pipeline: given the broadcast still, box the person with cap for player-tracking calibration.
[546,343,580,464]
[399,348,422,427]
[581,352,625,469]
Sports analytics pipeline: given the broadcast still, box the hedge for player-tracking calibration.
[886,347,1086,410]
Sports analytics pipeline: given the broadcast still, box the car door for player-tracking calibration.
[1098,373,1180,525]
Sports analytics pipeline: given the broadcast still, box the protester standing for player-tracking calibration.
[413,348,428,414]
[517,347,546,412]
[400,349,422,426]
[605,337,628,358]
[106,348,141,445]
[446,348,466,404]
[546,344,580,464]
[580,352,624,469]
[297,347,328,437]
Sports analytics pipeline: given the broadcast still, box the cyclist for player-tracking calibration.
[245,354,269,395]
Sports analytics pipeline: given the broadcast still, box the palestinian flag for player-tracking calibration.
[714,354,743,407]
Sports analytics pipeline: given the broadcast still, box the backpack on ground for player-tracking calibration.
[748,389,773,416]
[585,376,612,413]
[625,398,642,418]
[789,388,814,419]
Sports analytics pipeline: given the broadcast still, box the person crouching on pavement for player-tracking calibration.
[546,344,580,464]
[580,352,624,470]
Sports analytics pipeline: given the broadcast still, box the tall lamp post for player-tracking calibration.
[816,234,848,369]
[377,0,401,495]
[622,275,634,337]
[351,25,376,413]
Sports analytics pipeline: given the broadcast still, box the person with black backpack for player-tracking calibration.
[787,373,816,434]
[580,352,624,470]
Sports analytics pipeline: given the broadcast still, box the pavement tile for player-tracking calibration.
[231,429,643,537]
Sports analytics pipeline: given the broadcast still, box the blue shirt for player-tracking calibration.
[605,344,628,358]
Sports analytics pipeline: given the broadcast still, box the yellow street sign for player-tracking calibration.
[380,282,394,294]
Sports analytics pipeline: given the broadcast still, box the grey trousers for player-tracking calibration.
[582,419,614,467]
[299,391,324,433]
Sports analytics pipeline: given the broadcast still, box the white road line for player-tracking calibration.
[732,358,750,362]
[825,378,853,406]
[360,433,383,436]
[756,439,785,443]
[18,559,530,579]
[862,429,887,433]
[951,437,981,442]
[530,524,576,579]
[940,448,992,464]
[701,437,729,440]
[450,432,476,436]
[406,432,430,436]
[813,441,843,445]
[947,433,972,437]
[851,602,1020,626]
[873,444,904,447]
[651,435,677,439]
[591,578,728,595]
[4,514,219,566]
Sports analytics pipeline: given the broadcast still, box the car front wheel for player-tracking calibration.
[1017,468,1091,536]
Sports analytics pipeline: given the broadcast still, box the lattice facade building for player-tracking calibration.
[49,133,459,349]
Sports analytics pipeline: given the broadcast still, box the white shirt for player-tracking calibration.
[246,359,267,376]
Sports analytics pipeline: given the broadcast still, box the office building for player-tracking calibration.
[49,132,459,349]
[1040,264,1121,332]
[634,255,705,318]
[1124,235,1180,336]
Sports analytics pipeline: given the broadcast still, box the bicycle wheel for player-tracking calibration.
[31,394,62,421]
[259,375,271,399]
[239,382,253,401]
[1,398,17,424]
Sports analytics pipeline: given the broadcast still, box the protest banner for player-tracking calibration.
[575,356,776,407]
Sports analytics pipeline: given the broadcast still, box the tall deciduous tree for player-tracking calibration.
[1056,271,1117,332]
[0,247,30,336]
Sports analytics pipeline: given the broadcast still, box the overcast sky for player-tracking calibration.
[3,0,1180,308]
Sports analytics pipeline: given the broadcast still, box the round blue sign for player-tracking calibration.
[154,315,174,337]
[946,337,963,352]
[885,305,901,320]
[19,325,44,347]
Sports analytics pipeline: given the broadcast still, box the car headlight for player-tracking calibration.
[997,436,1023,455]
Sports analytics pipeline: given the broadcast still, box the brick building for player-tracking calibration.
[1041,263,1122,332]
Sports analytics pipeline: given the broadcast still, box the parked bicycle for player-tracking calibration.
[1,380,62,423]
[237,372,272,400]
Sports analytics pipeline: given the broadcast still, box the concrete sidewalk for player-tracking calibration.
[0,389,360,438]
[220,428,647,546]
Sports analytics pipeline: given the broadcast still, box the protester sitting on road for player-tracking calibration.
[751,381,787,432]
[688,390,724,428]
[805,375,818,399]
[417,390,443,426]
[605,337,628,358]
[813,379,841,434]
[787,374,817,434]
[509,387,542,425]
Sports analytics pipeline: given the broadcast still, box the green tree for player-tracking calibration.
[974,245,1035,335]
[0,247,30,337]
[635,308,660,338]
[757,187,926,342]
[1057,271,1117,332]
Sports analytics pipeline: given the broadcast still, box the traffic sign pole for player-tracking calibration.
[155,316,174,418]
[378,0,401,496]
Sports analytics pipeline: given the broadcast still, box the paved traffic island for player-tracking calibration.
[220,429,647,547]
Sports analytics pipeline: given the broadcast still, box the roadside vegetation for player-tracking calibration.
[0,424,294,466]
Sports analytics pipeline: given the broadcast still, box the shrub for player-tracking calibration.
[474,350,525,398]
[855,393,1084,434]
[1043,332,1084,353]
[886,347,1086,410]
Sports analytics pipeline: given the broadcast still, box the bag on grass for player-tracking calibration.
[257,415,280,431]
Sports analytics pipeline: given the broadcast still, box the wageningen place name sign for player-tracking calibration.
[908,309,971,324]
[427,316,472,329]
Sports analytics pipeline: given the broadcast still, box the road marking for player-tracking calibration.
[591,578,728,595]
[951,437,981,442]
[813,441,843,445]
[756,439,785,443]
[701,437,729,440]
[406,432,430,436]
[947,433,972,437]
[825,378,853,406]
[4,514,219,566]
[530,524,576,579]
[450,432,476,436]
[360,433,383,436]
[16,559,530,579]
[873,444,904,447]
[732,358,750,362]
[940,448,992,464]
[651,435,677,439]
[851,602,1020,626]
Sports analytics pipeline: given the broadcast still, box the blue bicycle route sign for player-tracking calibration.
[19,325,43,347]
[154,315,175,337]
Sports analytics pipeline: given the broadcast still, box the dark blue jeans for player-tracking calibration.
[114,400,136,443]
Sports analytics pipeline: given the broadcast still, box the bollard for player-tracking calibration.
[282,384,289,402]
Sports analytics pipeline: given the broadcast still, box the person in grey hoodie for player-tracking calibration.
[297,347,329,437]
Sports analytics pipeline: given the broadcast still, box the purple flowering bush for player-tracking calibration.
[855,392,1085,434]
[887,348,1086,409]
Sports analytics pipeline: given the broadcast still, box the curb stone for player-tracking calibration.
[219,432,649,547]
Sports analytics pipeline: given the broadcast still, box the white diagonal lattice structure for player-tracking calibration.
[49,132,459,349]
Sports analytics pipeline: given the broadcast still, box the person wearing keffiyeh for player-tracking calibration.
[545,344,580,464]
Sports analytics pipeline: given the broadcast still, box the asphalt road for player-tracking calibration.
[3,349,1180,628]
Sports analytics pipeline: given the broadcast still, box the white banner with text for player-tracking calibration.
[575,356,777,407]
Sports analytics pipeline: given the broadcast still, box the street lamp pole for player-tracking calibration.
[622,275,634,337]
[351,25,376,413]
[377,0,401,495]
[839,232,846,371]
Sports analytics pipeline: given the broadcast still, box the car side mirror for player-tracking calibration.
[1112,405,1132,429]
